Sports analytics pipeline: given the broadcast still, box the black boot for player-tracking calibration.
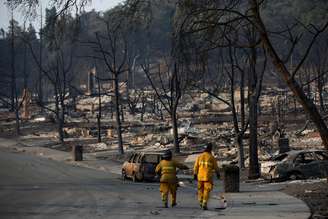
[202,203,208,210]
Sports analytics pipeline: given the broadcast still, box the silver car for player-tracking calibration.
[261,150,328,181]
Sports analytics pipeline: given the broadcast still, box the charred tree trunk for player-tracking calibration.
[227,46,246,169]
[160,108,164,121]
[152,94,156,114]
[171,109,180,153]
[293,96,297,112]
[54,88,64,143]
[97,114,101,142]
[140,96,146,122]
[236,134,245,168]
[248,42,260,179]
[239,71,246,169]
[59,107,65,144]
[250,0,328,150]
[23,34,28,90]
[120,103,125,122]
[10,12,20,135]
[97,78,102,143]
[38,7,44,111]
[317,70,325,112]
[240,72,246,132]
[171,63,181,153]
[229,56,244,169]
[248,88,260,179]
[114,74,124,154]
[307,69,311,98]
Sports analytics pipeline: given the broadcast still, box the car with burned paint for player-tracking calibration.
[261,150,328,181]
[122,152,163,182]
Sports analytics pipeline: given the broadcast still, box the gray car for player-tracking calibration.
[261,150,328,181]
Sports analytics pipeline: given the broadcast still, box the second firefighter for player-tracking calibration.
[155,150,188,208]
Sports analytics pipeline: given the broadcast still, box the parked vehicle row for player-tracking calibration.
[122,149,328,183]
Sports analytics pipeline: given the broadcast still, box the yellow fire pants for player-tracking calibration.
[197,181,213,206]
[160,182,177,205]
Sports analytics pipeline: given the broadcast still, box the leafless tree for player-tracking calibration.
[142,58,188,153]
[8,10,21,135]
[302,39,328,113]
[248,0,328,149]
[24,13,76,143]
[85,12,129,154]
[173,0,328,181]
[37,4,44,111]
[6,0,90,18]
[126,89,145,116]
[245,25,267,179]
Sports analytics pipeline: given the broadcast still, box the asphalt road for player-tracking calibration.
[0,149,222,219]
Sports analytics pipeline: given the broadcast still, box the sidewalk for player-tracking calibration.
[0,137,122,173]
[0,137,311,219]
[215,185,311,219]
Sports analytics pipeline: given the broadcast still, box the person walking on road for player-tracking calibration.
[193,143,220,210]
[155,149,188,208]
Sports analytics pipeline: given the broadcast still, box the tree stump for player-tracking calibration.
[223,165,240,192]
[72,145,83,161]
[278,137,289,154]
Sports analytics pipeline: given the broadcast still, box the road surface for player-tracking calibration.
[0,148,221,219]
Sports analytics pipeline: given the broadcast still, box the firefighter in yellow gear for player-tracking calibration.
[155,149,188,208]
[193,143,220,210]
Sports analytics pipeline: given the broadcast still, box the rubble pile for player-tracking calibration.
[64,127,91,138]
[85,142,109,152]
[2,84,326,180]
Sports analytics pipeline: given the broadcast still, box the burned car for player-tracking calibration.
[122,152,163,182]
[261,150,328,181]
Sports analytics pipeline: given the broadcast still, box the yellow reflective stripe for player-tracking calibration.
[162,167,175,171]
[162,166,175,170]
[161,166,175,174]
[199,161,213,167]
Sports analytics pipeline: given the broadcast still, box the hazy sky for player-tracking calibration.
[0,0,124,31]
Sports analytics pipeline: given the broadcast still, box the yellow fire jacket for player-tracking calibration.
[155,160,187,183]
[193,151,219,182]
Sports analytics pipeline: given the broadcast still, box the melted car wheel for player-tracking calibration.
[132,173,137,182]
[122,170,127,181]
[289,172,304,180]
